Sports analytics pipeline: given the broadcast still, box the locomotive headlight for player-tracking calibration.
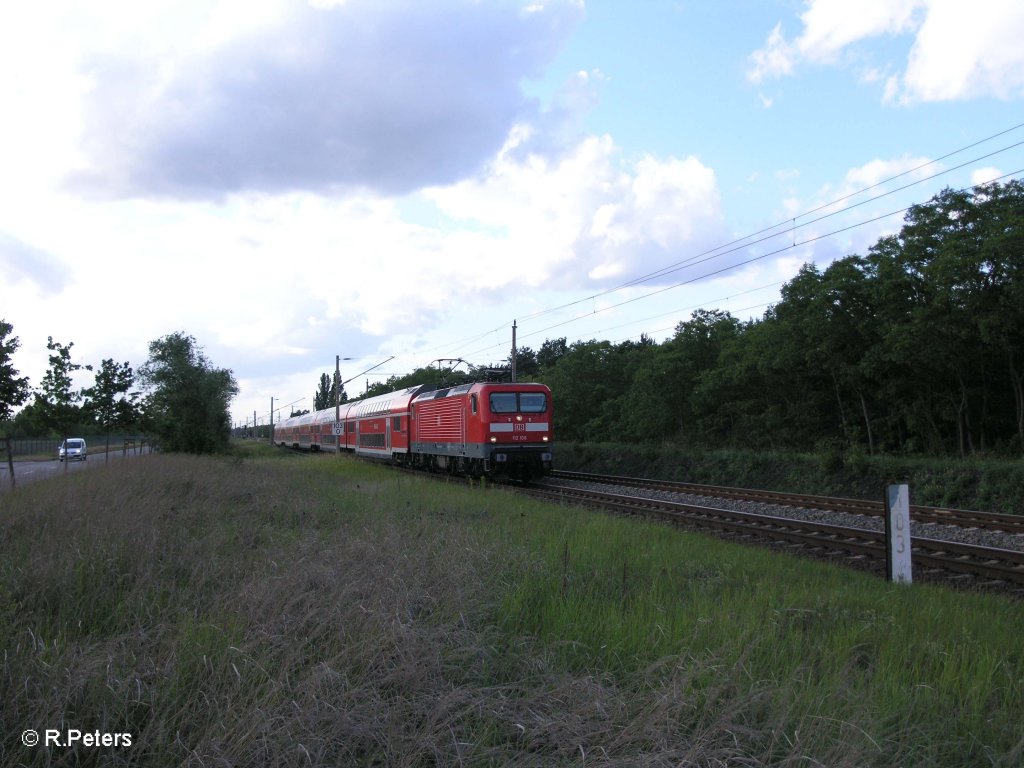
[490,436,497,443]
[542,436,549,442]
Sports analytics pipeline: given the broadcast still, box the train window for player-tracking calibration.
[519,393,547,412]
[392,416,402,432]
[490,392,547,413]
[359,433,386,448]
[489,393,517,413]
[471,394,478,414]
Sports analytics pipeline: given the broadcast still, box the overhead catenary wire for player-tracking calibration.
[358,123,1024,377]
[606,300,775,347]
[457,165,1024,361]
[530,278,786,346]
[517,130,1024,325]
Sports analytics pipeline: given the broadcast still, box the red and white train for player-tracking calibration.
[273,381,553,480]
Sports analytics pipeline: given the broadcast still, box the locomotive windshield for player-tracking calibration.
[519,393,547,412]
[489,392,547,414]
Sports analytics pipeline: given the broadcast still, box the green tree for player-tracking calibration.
[139,332,238,454]
[0,320,30,424]
[765,259,884,452]
[83,359,137,461]
[675,311,739,434]
[692,317,788,449]
[8,399,49,438]
[815,257,883,451]
[963,180,1024,451]
[539,339,652,441]
[314,373,332,411]
[509,346,539,380]
[536,337,568,371]
[314,372,346,410]
[363,363,474,399]
[858,182,1024,455]
[537,341,606,442]
[897,188,992,455]
[36,338,92,461]
[0,320,30,485]
[337,371,349,405]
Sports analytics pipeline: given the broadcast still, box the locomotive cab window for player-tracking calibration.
[489,393,517,413]
[519,393,547,413]
[489,392,547,414]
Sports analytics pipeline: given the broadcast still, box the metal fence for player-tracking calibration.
[7,436,151,458]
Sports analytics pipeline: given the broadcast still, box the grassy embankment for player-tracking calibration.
[1,444,1022,766]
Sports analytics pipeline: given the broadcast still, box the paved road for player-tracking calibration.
[1,449,150,493]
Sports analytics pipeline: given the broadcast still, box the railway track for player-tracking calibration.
[533,472,1024,590]
[550,470,1024,535]
[300,450,1024,591]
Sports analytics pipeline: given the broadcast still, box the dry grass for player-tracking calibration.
[1,448,1021,766]
[0,452,741,766]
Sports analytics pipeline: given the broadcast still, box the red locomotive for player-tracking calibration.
[273,381,553,480]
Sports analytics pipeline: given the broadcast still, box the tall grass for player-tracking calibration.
[496,519,1024,764]
[1,446,1022,766]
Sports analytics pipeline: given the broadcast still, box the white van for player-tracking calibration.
[58,438,88,462]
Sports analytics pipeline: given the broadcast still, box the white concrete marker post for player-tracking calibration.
[885,483,913,584]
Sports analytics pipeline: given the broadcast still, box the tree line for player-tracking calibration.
[0,330,238,454]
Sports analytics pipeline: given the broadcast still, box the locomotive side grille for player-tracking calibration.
[416,399,465,442]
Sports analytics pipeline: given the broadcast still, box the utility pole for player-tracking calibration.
[269,396,274,445]
[511,319,517,383]
[335,355,353,452]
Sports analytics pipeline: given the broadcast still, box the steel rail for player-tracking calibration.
[528,483,1024,586]
[549,470,1024,534]
[298,453,1024,587]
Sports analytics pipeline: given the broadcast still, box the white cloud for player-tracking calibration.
[748,0,1024,103]
[0,0,725,422]
[747,23,794,84]
[899,2,1024,103]
[0,233,69,296]
[1,1,815,429]
[426,131,725,289]
[838,155,934,191]
[49,0,583,200]
[777,154,939,264]
[0,127,727,399]
[794,0,920,62]
[971,167,1003,187]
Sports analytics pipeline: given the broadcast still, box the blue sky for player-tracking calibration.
[1,0,1023,427]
